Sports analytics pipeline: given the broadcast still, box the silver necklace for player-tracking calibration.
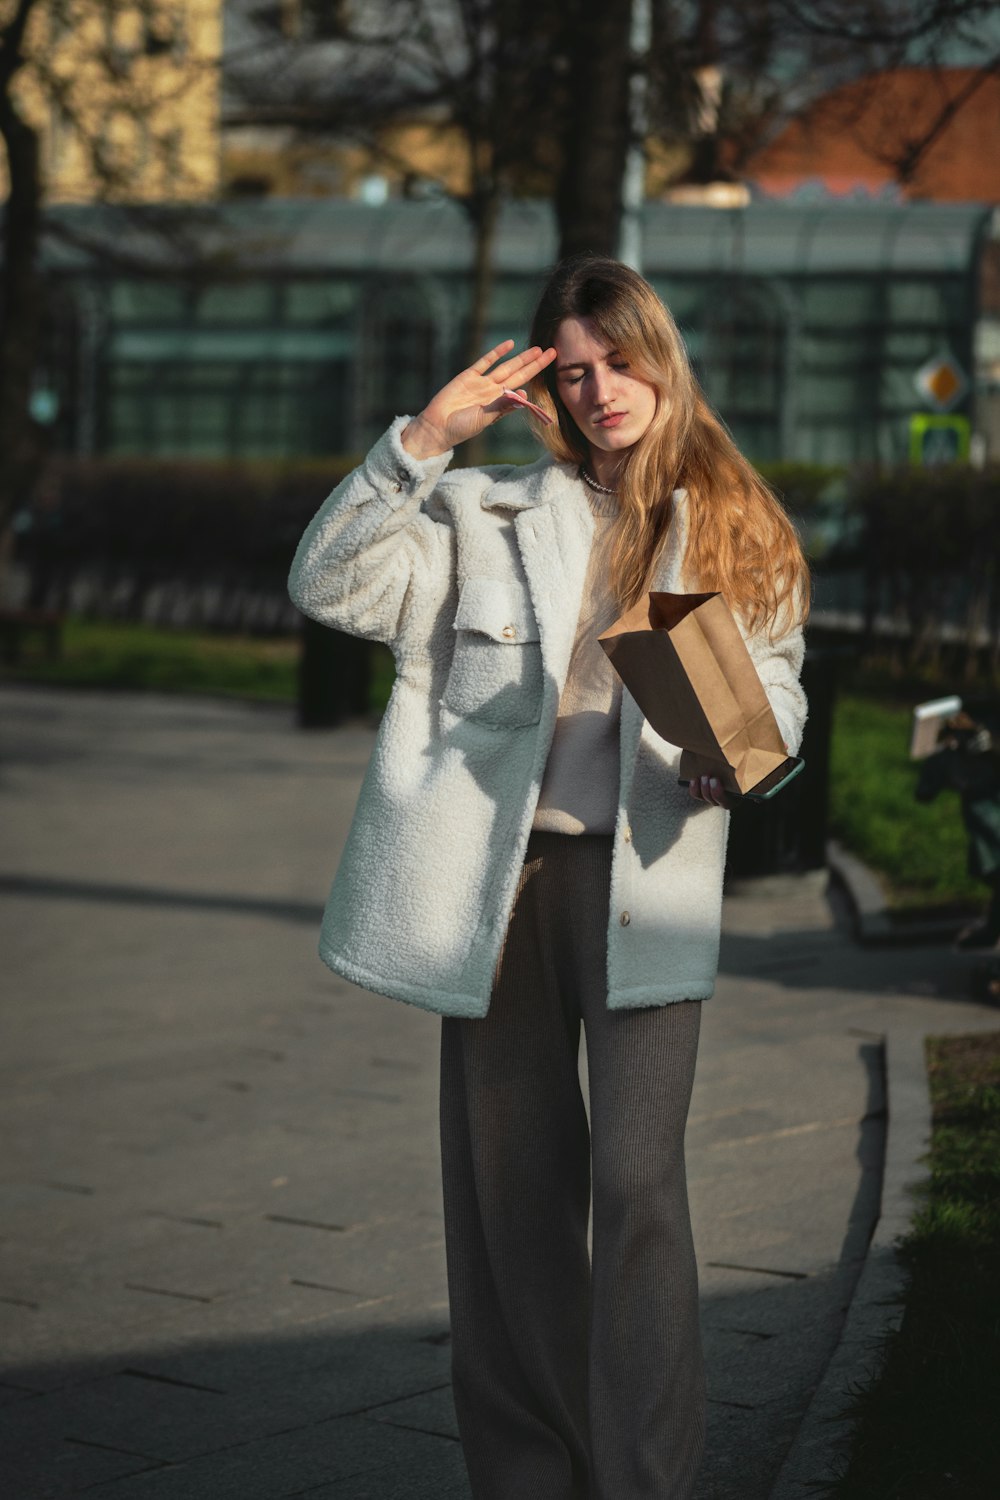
[580,465,618,496]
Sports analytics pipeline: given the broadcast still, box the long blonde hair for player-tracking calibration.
[526,256,809,638]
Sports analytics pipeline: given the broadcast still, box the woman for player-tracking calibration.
[289,255,809,1499]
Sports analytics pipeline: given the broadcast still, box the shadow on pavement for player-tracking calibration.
[2,1257,876,1500]
[0,874,325,927]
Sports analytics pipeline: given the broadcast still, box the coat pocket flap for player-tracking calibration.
[453,576,540,644]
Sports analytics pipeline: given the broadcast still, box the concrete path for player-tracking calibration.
[1,685,995,1500]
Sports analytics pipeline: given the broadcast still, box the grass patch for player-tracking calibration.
[829,693,985,913]
[0,614,400,715]
[825,1030,1000,1499]
[0,616,301,702]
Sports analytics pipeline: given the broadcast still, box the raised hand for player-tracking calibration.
[401,341,557,459]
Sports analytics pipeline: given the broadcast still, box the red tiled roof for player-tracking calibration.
[745,67,1000,202]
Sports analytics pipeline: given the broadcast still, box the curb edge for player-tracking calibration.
[767,1029,931,1499]
[826,840,970,947]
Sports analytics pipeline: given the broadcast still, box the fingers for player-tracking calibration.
[491,345,557,387]
[471,340,515,375]
[689,775,730,808]
[471,342,557,386]
[453,343,557,439]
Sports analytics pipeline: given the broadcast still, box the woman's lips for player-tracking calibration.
[595,412,627,428]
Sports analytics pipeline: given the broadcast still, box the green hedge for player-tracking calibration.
[757,461,845,513]
[14,455,1000,677]
[852,464,1000,677]
[17,453,842,595]
[23,454,356,580]
[15,455,358,628]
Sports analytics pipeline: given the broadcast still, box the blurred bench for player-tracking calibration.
[0,608,65,665]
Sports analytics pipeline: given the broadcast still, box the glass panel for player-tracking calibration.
[195,283,275,324]
[799,280,879,324]
[882,330,946,364]
[797,372,866,416]
[698,281,783,433]
[106,359,354,458]
[649,278,704,324]
[799,333,879,369]
[886,280,951,324]
[108,281,187,322]
[729,417,780,465]
[485,277,540,326]
[284,281,359,324]
[881,365,929,412]
[807,425,870,465]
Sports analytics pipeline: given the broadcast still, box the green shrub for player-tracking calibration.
[756,461,845,514]
[852,463,1000,677]
[830,694,985,910]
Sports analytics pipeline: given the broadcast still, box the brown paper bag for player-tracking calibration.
[598,591,788,796]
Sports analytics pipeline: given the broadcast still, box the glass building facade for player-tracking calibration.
[38,199,991,467]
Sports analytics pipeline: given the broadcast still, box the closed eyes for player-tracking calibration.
[561,362,630,385]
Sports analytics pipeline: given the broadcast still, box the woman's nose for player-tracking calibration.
[591,367,616,405]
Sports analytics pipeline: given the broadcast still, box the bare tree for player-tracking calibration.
[5,0,994,542]
[555,2,632,260]
[225,0,565,364]
[772,0,1000,186]
[226,0,998,313]
[1,0,46,538]
[0,0,218,535]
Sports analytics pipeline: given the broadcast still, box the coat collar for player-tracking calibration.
[480,454,581,513]
[480,454,689,528]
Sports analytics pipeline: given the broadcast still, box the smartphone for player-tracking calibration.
[678,756,805,804]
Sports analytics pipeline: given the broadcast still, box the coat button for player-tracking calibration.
[623,825,632,843]
[620,910,631,926]
[501,624,516,639]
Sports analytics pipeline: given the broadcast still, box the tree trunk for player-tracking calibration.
[555,1,632,261]
[0,94,45,536]
[464,185,500,368]
[462,183,500,467]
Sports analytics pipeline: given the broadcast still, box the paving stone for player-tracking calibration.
[3,686,996,1500]
[0,1392,167,1499]
[294,1441,470,1499]
[367,1382,461,1441]
[77,1410,458,1500]
[0,1343,454,1474]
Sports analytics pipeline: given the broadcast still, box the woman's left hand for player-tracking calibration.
[689,744,787,809]
[689,775,730,809]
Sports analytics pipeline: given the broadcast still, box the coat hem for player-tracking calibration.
[318,940,490,1019]
[607,981,715,1010]
[320,941,714,1017]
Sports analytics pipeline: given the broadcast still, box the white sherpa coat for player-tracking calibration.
[288,417,807,1019]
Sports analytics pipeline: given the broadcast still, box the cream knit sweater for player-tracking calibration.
[533,486,622,835]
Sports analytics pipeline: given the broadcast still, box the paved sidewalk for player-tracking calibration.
[1,685,996,1500]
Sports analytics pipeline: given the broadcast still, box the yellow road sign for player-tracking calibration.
[915,353,969,413]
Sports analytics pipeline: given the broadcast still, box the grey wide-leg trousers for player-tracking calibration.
[439,831,705,1500]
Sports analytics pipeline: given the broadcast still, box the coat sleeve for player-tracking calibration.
[745,606,808,755]
[287,417,456,655]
